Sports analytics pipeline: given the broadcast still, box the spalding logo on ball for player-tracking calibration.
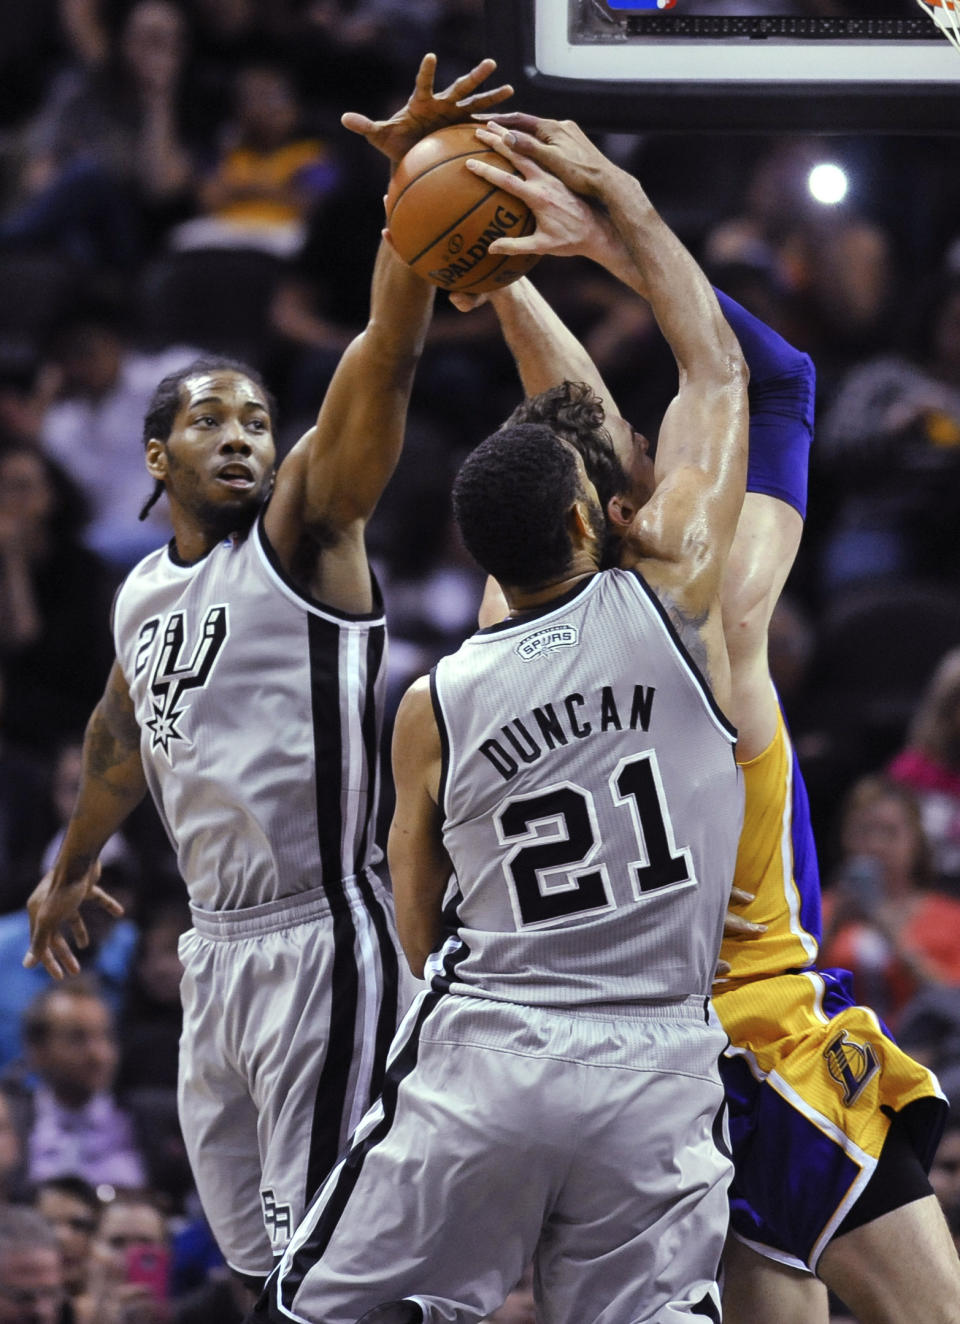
[385,123,541,295]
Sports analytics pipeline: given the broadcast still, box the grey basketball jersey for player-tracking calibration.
[430,569,743,1005]
[112,511,387,911]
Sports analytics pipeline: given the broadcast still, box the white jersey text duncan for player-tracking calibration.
[430,569,743,1005]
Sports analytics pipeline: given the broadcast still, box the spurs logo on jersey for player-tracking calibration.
[824,1029,880,1106]
[135,606,229,756]
[515,623,579,662]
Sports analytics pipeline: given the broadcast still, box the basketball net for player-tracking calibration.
[916,0,960,51]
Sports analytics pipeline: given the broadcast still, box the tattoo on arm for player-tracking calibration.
[86,670,142,788]
[659,592,711,681]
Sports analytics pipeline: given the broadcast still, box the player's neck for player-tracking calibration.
[169,503,256,564]
[505,570,596,618]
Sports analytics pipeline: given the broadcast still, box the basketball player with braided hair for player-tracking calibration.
[472,113,960,1324]
[20,54,515,1301]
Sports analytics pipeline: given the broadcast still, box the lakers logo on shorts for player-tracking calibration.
[824,1030,880,1106]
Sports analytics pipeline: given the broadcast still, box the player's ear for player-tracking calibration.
[607,493,635,528]
[568,499,597,546]
[145,439,168,481]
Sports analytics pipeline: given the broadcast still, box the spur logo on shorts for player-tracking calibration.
[515,623,579,662]
[134,606,229,756]
[824,1030,879,1106]
[261,1189,292,1246]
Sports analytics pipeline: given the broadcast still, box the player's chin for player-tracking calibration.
[197,489,262,537]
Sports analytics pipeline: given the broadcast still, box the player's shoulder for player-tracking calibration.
[395,674,440,750]
[112,544,171,619]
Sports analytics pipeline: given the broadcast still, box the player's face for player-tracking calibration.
[569,447,606,556]
[156,370,276,531]
[607,414,655,509]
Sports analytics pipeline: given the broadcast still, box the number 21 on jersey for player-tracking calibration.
[494,749,695,929]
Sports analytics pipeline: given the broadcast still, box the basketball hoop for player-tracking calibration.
[916,0,960,52]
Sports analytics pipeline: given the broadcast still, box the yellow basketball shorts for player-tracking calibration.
[715,965,947,1272]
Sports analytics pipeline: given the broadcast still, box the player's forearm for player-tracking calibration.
[396,910,443,980]
[594,170,744,387]
[365,239,436,372]
[490,278,607,401]
[51,696,147,887]
[390,856,447,980]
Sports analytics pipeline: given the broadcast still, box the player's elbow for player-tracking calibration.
[404,947,430,981]
[720,347,750,394]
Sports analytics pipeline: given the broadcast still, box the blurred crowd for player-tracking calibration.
[2,1,960,1318]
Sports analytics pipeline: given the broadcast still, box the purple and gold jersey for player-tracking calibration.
[718,704,820,982]
[714,711,947,1271]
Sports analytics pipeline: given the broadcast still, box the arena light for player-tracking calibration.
[807,163,849,206]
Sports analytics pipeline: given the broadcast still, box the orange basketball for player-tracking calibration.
[385,123,540,296]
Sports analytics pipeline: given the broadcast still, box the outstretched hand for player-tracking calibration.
[460,121,615,263]
[341,52,513,164]
[23,862,125,980]
[482,113,615,201]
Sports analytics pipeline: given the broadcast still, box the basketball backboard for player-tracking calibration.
[483,0,960,132]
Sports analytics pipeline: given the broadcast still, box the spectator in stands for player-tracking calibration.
[171,62,335,258]
[0,441,116,753]
[0,733,140,1072]
[0,1205,69,1324]
[77,1188,170,1324]
[0,981,147,1191]
[821,775,960,1026]
[888,647,960,887]
[817,271,960,590]
[0,346,60,452]
[33,1176,100,1308]
[39,298,197,570]
[703,135,894,380]
[0,0,195,271]
[0,1094,24,1205]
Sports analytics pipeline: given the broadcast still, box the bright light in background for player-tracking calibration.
[807,162,848,206]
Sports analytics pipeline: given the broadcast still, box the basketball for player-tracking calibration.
[385,123,540,296]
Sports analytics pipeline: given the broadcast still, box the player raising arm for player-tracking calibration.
[21,53,514,1300]
[252,116,747,1324]
[469,117,960,1321]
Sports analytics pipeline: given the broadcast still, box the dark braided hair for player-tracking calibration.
[138,356,278,520]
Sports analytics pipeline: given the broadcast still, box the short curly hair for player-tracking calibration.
[453,423,595,587]
[506,381,628,515]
